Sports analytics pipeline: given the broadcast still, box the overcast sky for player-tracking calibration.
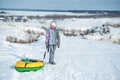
[0,0,120,11]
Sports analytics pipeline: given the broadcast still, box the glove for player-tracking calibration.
[46,43,49,52]
[57,43,60,48]
[46,44,48,48]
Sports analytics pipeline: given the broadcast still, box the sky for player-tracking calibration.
[0,0,120,11]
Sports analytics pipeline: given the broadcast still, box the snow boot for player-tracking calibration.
[50,62,55,65]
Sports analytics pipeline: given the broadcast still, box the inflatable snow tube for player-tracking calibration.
[15,59,44,72]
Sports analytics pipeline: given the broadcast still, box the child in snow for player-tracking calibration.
[45,21,60,65]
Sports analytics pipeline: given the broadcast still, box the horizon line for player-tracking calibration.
[0,8,120,12]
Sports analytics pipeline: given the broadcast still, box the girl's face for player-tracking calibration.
[50,22,56,29]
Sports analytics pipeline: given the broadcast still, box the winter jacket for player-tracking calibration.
[45,28,60,47]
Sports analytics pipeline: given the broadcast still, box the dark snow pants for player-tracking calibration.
[49,45,56,63]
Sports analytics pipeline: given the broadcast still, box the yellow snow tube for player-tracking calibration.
[15,59,44,72]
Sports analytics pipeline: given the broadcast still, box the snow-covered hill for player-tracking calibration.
[0,11,120,80]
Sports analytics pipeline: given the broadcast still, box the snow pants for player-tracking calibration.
[49,45,56,63]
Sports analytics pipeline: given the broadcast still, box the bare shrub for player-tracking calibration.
[6,36,17,43]
[63,29,78,36]
[104,23,120,28]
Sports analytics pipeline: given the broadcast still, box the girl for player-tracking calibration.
[45,21,60,65]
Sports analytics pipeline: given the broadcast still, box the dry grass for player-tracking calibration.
[109,39,120,44]
[6,28,45,44]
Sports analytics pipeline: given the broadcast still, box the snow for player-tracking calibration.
[0,10,95,16]
[0,11,120,80]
